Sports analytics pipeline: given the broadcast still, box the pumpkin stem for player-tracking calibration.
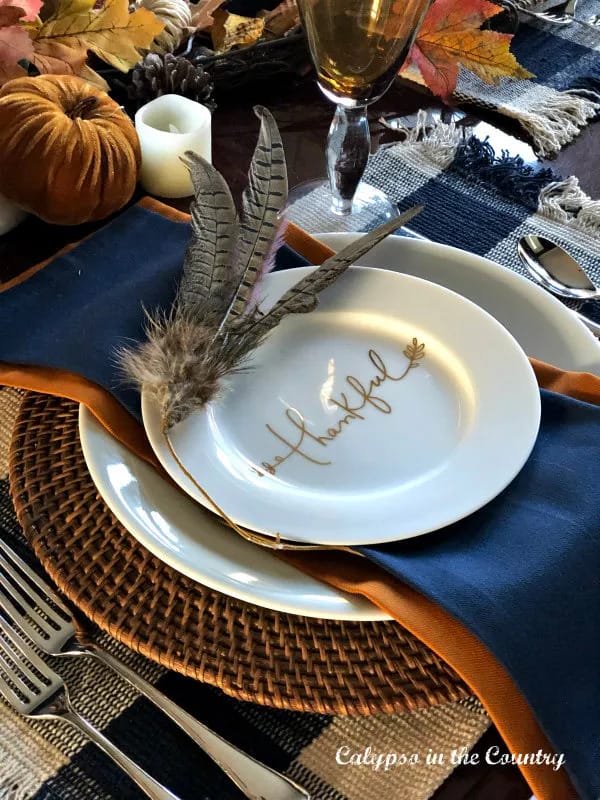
[66,96,98,120]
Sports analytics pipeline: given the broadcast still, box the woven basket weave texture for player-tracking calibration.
[9,392,470,716]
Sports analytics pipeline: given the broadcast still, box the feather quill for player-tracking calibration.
[220,105,288,327]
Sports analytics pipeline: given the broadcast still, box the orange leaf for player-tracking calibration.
[191,0,226,31]
[403,0,533,100]
[259,0,299,38]
[30,38,87,76]
[0,60,26,82]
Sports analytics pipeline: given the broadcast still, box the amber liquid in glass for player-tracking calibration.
[299,0,429,104]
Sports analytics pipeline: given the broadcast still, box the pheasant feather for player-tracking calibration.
[221,105,288,327]
[120,107,423,431]
[177,152,238,316]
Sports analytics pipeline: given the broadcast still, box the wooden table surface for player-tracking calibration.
[2,73,596,800]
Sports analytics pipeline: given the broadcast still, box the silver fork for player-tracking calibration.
[0,609,182,800]
[0,539,310,800]
[520,0,600,28]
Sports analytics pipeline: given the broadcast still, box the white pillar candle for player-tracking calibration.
[135,94,212,198]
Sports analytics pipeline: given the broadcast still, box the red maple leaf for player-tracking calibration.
[0,0,42,21]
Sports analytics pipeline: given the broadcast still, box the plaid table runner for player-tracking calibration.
[453,0,600,155]
[0,384,491,799]
[289,110,600,314]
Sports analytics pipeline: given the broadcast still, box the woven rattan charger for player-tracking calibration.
[9,392,469,716]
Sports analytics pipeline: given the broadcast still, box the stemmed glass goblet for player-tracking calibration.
[289,0,434,231]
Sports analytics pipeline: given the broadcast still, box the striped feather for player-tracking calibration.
[243,218,288,317]
[178,152,238,314]
[221,106,288,328]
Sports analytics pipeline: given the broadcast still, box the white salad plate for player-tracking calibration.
[79,407,386,621]
[80,235,600,620]
[143,267,542,545]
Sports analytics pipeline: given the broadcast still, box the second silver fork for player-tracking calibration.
[0,610,182,800]
[0,540,310,800]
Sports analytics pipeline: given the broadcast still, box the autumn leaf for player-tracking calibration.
[37,0,93,21]
[0,21,33,84]
[0,0,42,21]
[29,37,87,77]
[402,0,533,100]
[14,0,42,20]
[211,8,264,52]
[54,0,96,15]
[0,5,25,25]
[0,0,41,85]
[191,0,226,31]
[0,59,27,84]
[259,0,299,38]
[28,0,164,73]
[77,61,109,90]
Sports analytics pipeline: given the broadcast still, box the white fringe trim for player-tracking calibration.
[538,176,600,237]
[0,766,40,800]
[384,109,462,170]
[501,90,600,157]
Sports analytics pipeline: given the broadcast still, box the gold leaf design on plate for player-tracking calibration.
[403,337,426,364]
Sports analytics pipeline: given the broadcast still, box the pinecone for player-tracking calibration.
[129,53,216,110]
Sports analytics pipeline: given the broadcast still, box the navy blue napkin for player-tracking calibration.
[361,389,600,800]
[0,203,307,421]
[1,203,599,799]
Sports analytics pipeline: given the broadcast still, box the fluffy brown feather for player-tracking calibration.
[120,309,232,428]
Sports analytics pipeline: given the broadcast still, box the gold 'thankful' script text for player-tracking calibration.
[252,338,425,477]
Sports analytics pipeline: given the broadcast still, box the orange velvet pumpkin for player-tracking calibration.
[0,75,141,225]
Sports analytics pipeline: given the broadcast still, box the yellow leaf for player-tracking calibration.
[30,0,165,73]
[211,9,264,53]
[76,62,110,91]
[54,0,97,16]
[451,31,533,84]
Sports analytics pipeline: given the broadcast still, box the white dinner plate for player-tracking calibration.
[143,268,541,545]
[80,236,600,620]
[320,234,600,375]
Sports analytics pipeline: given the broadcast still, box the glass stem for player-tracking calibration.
[326,104,370,216]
